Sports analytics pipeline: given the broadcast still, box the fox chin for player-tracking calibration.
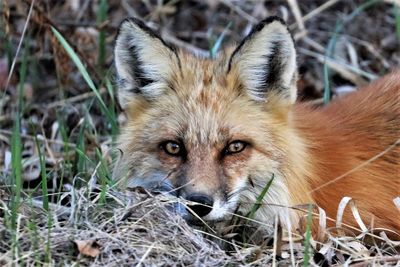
[112,16,400,238]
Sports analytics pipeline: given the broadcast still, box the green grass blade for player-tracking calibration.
[26,207,40,265]
[10,111,22,217]
[76,121,88,174]
[95,148,111,204]
[51,27,117,130]
[210,22,232,58]
[302,204,313,267]
[323,21,340,104]
[323,0,382,104]
[9,37,29,263]
[104,76,119,137]
[11,42,28,214]
[10,113,22,241]
[247,174,275,220]
[395,5,400,42]
[76,147,95,167]
[34,137,49,211]
[105,76,115,104]
[55,112,72,204]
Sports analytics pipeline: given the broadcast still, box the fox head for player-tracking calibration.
[113,17,307,226]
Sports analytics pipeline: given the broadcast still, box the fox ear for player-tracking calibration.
[114,18,180,107]
[228,17,297,103]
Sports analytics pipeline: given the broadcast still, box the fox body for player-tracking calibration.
[113,17,400,235]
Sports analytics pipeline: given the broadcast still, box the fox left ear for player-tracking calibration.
[228,17,297,103]
[114,18,180,108]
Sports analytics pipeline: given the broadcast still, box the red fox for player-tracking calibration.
[113,17,400,237]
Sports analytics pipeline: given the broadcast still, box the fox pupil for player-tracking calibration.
[162,141,181,156]
[226,141,246,154]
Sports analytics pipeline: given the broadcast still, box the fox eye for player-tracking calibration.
[161,141,182,156]
[226,141,247,154]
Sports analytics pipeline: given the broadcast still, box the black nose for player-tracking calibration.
[186,194,213,217]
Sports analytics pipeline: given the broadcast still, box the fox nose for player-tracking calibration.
[186,194,213,217]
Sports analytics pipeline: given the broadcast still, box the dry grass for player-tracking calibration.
[0,0,399,266]
[0,188,233,266]
[0,186,399,266]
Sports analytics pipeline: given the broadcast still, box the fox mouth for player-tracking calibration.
[127,174,239,224]
[127,179,193,219]
[139,185,233,225]
[167,201,230,226]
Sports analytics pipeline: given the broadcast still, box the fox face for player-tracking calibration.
[113,17,307,226]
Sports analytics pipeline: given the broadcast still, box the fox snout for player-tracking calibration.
[128,172,217,220]
[185,194,214,218]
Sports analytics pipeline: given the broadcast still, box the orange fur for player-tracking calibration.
[113,17,400,239]
[293,73,400,233]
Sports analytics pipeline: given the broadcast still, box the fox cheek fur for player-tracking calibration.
[113,17,400,234]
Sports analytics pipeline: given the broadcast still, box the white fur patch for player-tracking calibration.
[202,176,247,221]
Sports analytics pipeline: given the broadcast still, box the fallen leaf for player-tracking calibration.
[74,239,101,257]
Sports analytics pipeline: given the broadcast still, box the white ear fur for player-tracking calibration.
[228,17,297,103]
[114,18,180,108]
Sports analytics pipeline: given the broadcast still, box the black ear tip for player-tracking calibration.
[116,17,137,39]
[259,16,287,27]
[115,17,178,58]
[245,16,289,37]
[124,17,150,29]
[116,17,174,49]
[118,17,153,33]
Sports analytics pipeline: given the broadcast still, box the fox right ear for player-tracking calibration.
[114,18,180,108]
[227,17,297,104]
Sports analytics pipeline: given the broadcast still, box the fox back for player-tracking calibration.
[113,17,400,236]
